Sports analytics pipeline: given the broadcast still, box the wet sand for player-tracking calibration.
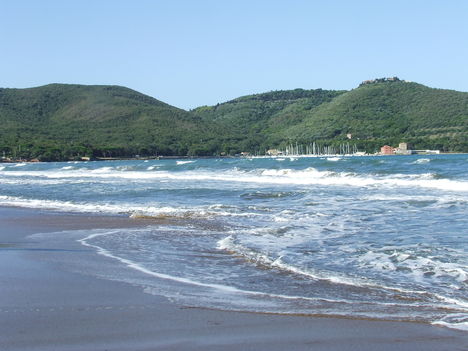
[0,207,466,350]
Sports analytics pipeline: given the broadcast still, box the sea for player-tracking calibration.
[1,154,467,330]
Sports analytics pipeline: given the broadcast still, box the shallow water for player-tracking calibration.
[1,155,467,330]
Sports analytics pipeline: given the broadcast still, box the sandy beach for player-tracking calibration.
[0,206,466,351]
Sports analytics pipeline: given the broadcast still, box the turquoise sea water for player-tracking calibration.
[1,155,467,329]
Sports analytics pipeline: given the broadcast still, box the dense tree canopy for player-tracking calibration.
[0,80,467,161]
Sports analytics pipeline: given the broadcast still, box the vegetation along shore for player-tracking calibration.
[1,77,467,161]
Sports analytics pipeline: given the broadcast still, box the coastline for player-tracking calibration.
[1,152,467,164]
[1,206,466,350]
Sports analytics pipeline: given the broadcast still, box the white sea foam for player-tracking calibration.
[2,166,467,192]
[432,314,468,331]
[77,228,428,309]
[176,160,195,165]
[90,166,115,173]
[116,166,135,171]
[217,235,468,311]
[358,249,468,284]
[412,158,431,164]
[0,195,133,214]
[76,229,356,305]
[4,156,465,328]
[218,235,376,288]
[61,166,74,170]
[0,195,258,219]
[326,157,341,162]
[432,320,468,331]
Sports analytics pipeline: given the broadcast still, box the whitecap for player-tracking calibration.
[90,166,115,173]
[432,314,468,331]
[0,195,258,219]
[412,158,431,164]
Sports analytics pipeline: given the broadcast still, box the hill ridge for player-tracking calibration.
[0,80,467,160]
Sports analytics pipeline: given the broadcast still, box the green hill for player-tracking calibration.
[0,84,213,160]
[193,79,467,153]
[191,88,346,154]
[1,79,467,160]
[280,79,468,152]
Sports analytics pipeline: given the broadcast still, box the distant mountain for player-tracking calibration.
[0,84,212,160]
[0,79,467,160]
[280,79,468,152]
[191,88,346,154]
[194,78,467,153]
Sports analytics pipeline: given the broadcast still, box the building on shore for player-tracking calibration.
[266,149,283,156]
[380,145,395,155]
[380,142,440,155]
[395,142,412,155]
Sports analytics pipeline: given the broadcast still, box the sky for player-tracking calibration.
[1,0,468,110]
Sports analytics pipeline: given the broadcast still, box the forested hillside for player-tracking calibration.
[191,89,345,154]
[280,80,468,152]
[0,79,467,161]
[0,84,216,160]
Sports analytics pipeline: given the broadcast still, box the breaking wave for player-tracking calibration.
[2,166,466,192]
[0,195,257,219]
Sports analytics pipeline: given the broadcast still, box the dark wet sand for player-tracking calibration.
[0,207,466,351]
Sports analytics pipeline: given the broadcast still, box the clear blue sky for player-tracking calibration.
[1,0,467,109]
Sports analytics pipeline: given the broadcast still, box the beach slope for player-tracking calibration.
[0,207,466,351]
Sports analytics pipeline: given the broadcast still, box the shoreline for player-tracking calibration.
[1,206,467,350]
[1,152,467,164]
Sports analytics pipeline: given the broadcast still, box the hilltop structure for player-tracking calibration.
[360,77,402,86]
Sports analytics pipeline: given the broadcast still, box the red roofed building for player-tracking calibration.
[380,145,395,155]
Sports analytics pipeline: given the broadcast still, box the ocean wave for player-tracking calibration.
[1,164,468,192]
[218,235,373,287]
[361,194,468,208]
[90,166,115,173]
[76,229,408,307]
[358,249,468,284]
[432,314,468,331]
[176,160,195,165]
[79,230,243,293]
[0,195,258,219]
[116,165,136,171]
[240,191,301,200]
[412,158,431,164]
[217,235,468,311]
